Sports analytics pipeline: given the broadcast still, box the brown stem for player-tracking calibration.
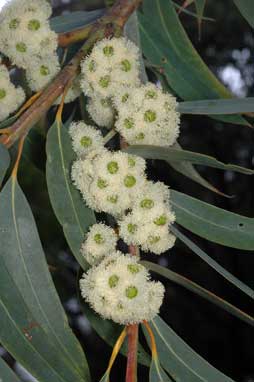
[58,24,93,47]
[0,0,142,149]
[126,324,139,382]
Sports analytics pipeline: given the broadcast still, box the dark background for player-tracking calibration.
[1,0,254,381]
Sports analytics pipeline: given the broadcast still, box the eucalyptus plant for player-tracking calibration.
[0,0,253,381]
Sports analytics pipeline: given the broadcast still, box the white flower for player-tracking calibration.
[114,83,180,146]
[118,181,176,254]
[71,149,146,217]
[0,0,57,70]
[69,122,104,157]
[87,95,115,128]
[81,223,117,265]
[25,54,60,92]
[0,64,25,122]
[80,37,140,98]
[80,252,164,324]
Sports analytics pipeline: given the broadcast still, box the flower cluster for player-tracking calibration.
[114,83,180,146]
[0,63,25,122]
[81,223,117,265]
[80,37,141,129]
[0,0,80,103]
[0,0,59,91]
[69,121,104,157]
[80,252,164,324]
[119,181,176,254]
[72,149,146,216]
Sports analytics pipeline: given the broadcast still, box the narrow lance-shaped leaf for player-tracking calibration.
[0,252,88,382]
[126,145,254,175]
[233,0,254,28]
[0,178,90,381]
[143,316,236,382]
[178,97,254,115]
[171,190,254,251]
[0,143,10,185]
[171,225,254,300]
[142,261,254,326]
[50,9,105,33]
[0,357,20,382]
[46,120,96,270]
[139,0,249,126]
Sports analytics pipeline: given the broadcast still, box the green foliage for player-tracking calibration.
[46,120,96,270]
[139,0,249,126]
[0,357,19,381]
[0,178,90,381]
[171,191,254,250]
[50,10,105,33]
[0,143,10,184]
[233,0,254,28]
[143,316,235,381]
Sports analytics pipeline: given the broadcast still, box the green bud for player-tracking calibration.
[94,233,104,244]
[145,90,157,99]
[128,157,136,168]
[126,286,138,299]
[121,93,129,103]
[140,198,154,209]
[97,178,108,189]
[144,109,156,123]
[9,18,20,29]
[99,75,110,88]
[154,215,167,226]
[124,118,134,129]
[100,98,111,107]
[40,65,50,76]
[88,60,96,72]
[109,274,119,288]
[16,42,27,53]
[103,45,114,56]
[121,59,131,72]
[127,264,140,274]
[127,223,137,234]
[28,19,41,31]
[107,161,119,174]
[135,132,145,140]
[80,136,92,147]
[124,175,136,188]
[0,89,6,100]
[148,235,160,244]
[107,195,118,204]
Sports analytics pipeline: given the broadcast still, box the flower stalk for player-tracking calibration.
[125,324,139,382]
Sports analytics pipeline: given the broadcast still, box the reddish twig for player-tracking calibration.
[126,324,139,382]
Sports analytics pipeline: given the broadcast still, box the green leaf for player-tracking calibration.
[46,121,96,270]
[126,145,254,175]
[139,0,249,126]
[0,143,10,185]
[179,97,254,114]
[50,9,105,33]
[0,178,90,381]
[0,357,20,382]
[171,190,254,251]
[233,0,254,28]
[173,1,214,22]
[168,143,227,196]
[144,316,235,381]
[150,358,174,382]
[171,225,254,300]
[142,261,254,326]
[78,271,150,367]
[0,115,17,129]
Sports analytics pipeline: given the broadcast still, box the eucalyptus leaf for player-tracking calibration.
[50,9,105,33]
[126,145,254,175]
[139,0,249,126]
[0,178,90,381]
[171,225,254,300]
[233,0,254,28]
[142,261,254,326]
[0,143,10,185]
[149,358,174,382]
[143,316,235,381]
[46,121,96,270]
[0,357,20,382]
[178,97,254,115]
[171,190,254,250]
[0,115,17,129]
